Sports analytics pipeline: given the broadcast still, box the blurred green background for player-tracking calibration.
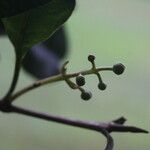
[0,0,150,149]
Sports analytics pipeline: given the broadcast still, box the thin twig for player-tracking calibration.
[10,66,113,102]
[103,130,114,150]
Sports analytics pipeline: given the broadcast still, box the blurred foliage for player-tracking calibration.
[22,27,68,79]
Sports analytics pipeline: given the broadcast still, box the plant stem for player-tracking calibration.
[2,56,21,102]
[10,66,113,102]
[10,104,148,150]
[10,105,148,134]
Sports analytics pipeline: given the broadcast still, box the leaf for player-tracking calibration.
[2,0,75,58]
[0,0,51,18]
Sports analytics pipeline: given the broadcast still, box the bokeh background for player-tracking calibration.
[0,0,150,149]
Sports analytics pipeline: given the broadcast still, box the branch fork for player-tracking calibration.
[0,54,148,150]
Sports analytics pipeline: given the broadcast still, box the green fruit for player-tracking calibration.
[76,74,85,86]
[88,55,95,62]
[113,63,125,75]
[81,90,92,101]
[98,82,107,90]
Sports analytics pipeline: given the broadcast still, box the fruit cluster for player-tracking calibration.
[62,54,125,101]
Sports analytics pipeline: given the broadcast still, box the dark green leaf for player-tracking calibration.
[2,0,75,58]
[0,0,51,18]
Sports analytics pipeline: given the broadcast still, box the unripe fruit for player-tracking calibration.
[98,82,107,90]
[81,90,92,101]
[113,63,125,75]
[88,55,95,62]
[76,74,85,86]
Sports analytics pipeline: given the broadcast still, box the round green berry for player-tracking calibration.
[76,74,85,86]
[88,55,95,62]
[81,90,92,101]
[98,82,107,90]
[113,63,125,75]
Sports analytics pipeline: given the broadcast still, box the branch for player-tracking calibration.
[10,65,113,102]
[7,105,148,150]
[0,55,148,150]
[10,57,125,102]
[103,131,114,150]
